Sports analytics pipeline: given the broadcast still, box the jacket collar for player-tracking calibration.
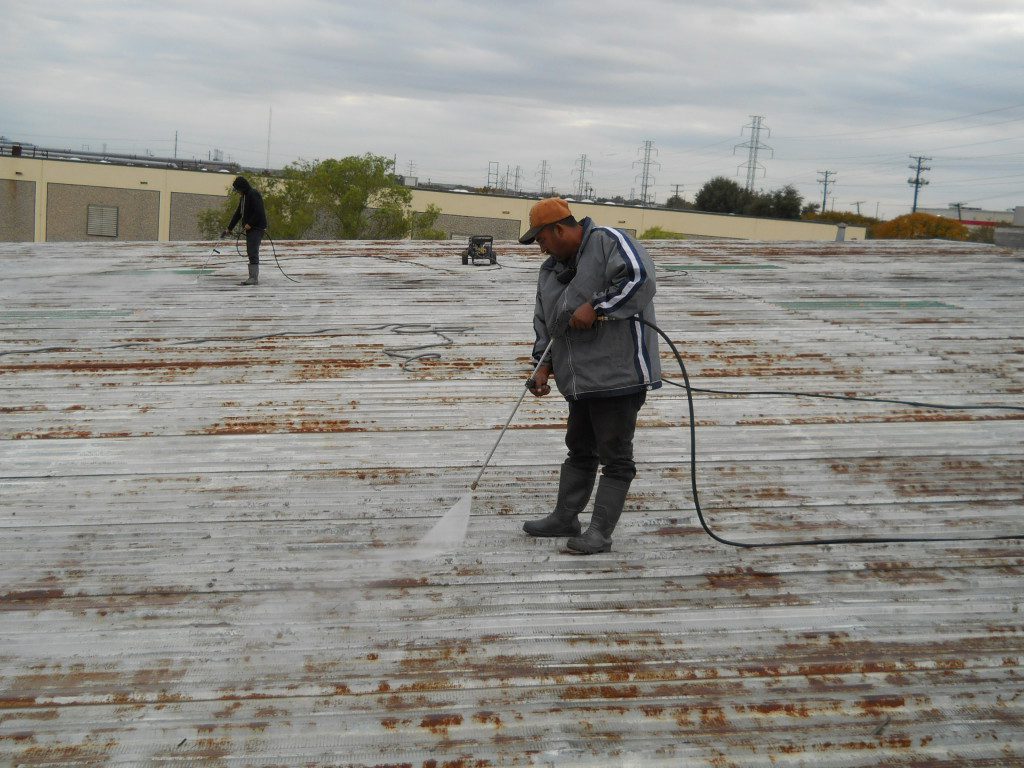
[540,216,595,274]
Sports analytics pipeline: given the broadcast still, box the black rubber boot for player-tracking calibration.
[523,464,597,537]
[241,264,259,285]
[566,476,630,554]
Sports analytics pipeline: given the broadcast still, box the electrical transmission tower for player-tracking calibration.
[573,154,592,199]
[536,160,550,195]
[908,155,931,212]
[633,140,660,205]
[487,161,500,189]
[817,170,836,211]
[734,115,773,192]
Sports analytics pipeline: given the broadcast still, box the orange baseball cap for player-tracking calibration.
[520,197,573,244]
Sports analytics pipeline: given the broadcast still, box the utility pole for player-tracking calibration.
[908,155,931,212]
[512,164,523,194]
[817,170,836,211]
[735,115,773,192]
[573,154,591,199]
[852,200,865,216]
[952,201,964,221]
[672,184,684,199]
[633,140,660,205]
[173,131,178,160]
[537,160,550,195]
[265,107,272,169]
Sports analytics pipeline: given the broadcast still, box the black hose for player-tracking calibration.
[640,319,1024,548]
[233,230,298,283]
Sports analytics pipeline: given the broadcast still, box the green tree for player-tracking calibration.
[197,191,235,239]
[743,191,775,218]
[262,164,317,238]
[665,194,694,211]
[310,154,412,239]
[764,185,803,219]
[694,176,751,214]
[803,210,880,230]
[695,178,804,219]
[196,169,314,240]
[196,154,434,240]
[409,204,447,239]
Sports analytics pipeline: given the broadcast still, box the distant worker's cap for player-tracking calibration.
[519,197,573,244]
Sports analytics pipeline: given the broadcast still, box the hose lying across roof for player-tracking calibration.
[641,319,1024,548]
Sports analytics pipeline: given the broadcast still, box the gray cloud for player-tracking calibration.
[3,0,1022,215]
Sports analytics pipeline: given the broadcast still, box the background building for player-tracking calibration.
[1,146,863,243]
[919,204,1024,229]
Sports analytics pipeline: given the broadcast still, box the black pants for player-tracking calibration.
[564,391,646,482]
[246,228,264,265]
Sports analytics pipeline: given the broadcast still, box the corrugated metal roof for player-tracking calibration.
[1,236,1022,766]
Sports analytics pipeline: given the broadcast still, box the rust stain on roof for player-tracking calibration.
[1,238,1022,765]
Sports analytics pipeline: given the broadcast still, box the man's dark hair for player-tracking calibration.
[232,176,250,193]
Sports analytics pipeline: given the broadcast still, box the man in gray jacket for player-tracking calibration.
[520,198,661,554]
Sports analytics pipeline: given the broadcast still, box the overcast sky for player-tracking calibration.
[4,0,1023,218]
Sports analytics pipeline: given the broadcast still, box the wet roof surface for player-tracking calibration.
[1,237,1022,766]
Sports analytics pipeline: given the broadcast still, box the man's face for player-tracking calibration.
[535,223,575,260]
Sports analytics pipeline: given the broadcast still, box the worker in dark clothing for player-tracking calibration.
[520,198,661,555]
[221,176,268,286]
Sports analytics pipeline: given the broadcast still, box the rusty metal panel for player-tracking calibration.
[1,238,1022,766]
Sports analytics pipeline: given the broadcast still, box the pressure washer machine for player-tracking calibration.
[463,235,496,265]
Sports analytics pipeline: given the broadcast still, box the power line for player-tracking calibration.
[780,101,1024,141]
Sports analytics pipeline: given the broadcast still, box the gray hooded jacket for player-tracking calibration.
[532,217,661,400]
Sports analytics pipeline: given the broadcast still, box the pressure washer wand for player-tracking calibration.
[470,338,554,491]
[197,243,222,283]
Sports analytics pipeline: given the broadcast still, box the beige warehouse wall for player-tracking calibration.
[170,192,227,240]
[46,184,161,242]
[433,211,522,240]
[0,157,233,241]
[0,157,865,242]
[411,189,863,242]
[0,178,36,241]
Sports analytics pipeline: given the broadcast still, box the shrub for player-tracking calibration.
[640,226,688,239]
[871,213,969,241]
